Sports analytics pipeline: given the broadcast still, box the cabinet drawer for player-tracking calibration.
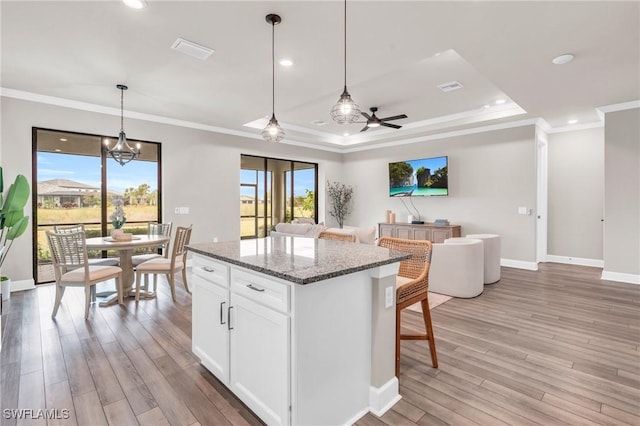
[193,255,229,288]
[231,269,289,314]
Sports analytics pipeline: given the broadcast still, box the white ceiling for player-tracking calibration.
[1,1,638,151]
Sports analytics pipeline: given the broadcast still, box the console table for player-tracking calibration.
[378,222,461,243]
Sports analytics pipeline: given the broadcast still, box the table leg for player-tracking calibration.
[99,248,157,306]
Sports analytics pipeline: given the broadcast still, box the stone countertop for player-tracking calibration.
[187,236,410,285]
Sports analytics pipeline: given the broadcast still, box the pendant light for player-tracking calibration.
[105,84,140,166]
[262,14,285,143]
[330,0,361,124]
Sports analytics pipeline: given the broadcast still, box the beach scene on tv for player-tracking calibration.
[388,156,448,196]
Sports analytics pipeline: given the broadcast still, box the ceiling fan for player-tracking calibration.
[360,107,408,132]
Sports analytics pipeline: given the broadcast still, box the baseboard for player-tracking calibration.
[546,255,604,268]
[369,377,401,417]
[500,258,538,271]
[343,408,371,426]
[601,271,640,285]
[6,278,35,293]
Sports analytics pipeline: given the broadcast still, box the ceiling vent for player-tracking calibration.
[437,81,464,92]
[171,38,214,60]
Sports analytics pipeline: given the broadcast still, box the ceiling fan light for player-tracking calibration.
[368,122,381,128]
[262,114,285,142]
[330,87,361,124]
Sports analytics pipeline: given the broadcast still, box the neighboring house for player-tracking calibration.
[37,178,120,208]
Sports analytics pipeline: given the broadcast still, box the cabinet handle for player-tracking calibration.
[202,266,215,273]
[228,306,234,330]
[220,301,226,325]
[246,283,265,292]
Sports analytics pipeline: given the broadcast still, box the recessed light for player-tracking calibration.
[343,132,350,136]
[54,149,61,152]
[552,54,574,65]
[59,138,67,142]
[279,59,293,67]
[568,119,578,124]
[495,99,506,105]
[122,0,147,9]
[483,104,491,109]
[311,120,326,126]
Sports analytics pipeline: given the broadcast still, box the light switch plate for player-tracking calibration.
[518,207,528,215]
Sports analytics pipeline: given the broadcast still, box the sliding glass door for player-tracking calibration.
[240,155,317,239]
[33,128,161,284]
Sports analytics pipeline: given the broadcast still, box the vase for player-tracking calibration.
[111,228,124,238]
[1,278,10,301]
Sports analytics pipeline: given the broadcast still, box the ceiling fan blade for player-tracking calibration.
[380,114,408,121]
[361,112,372,120]
[381,122,402,129]
[360,125,369,132]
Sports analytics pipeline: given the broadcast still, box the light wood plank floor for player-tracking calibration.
[1,263,639,425]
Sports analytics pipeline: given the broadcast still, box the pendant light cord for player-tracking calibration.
[343,0,347,87]
[271,20,275,115]
[120,87,124,132]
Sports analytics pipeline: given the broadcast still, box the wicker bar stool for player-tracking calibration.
[317,230,357,243]
[378,237,438,376]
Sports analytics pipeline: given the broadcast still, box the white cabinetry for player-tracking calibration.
[192,255,290,425]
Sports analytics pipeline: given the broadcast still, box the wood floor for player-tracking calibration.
[1,263,639,425]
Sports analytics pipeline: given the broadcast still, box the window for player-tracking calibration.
[33,128,162,284]
[240,155,317,239]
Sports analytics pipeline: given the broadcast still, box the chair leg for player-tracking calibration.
[395,306,402,378]
[169,273,177,302]
[421,298,438,368]
[135,271,142,302]
[182,268,190,294]
[152,274,157,293]
[52,284,64,318]
[90,285,96,303]
[84,286,91,320]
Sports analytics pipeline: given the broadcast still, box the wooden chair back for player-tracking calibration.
[170,225,192,267]
[378,237,432,302]
[46,230,89,278]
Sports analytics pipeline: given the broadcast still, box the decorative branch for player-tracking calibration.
[327,180,354,229]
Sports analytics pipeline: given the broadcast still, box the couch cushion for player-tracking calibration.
[343,225,376,245]
[275,223,312,235]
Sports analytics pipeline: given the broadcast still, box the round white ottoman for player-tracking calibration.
[429,238,484,298]
[466,234,501,284]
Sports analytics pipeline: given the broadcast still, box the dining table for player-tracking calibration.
[85,234,170,306]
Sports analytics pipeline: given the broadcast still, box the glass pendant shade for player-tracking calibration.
[106,84,140,166]
[262,114,285,142]
[330,86,361,124]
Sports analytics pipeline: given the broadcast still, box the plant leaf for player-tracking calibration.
[0,175,30,215]
[6,216,29,240]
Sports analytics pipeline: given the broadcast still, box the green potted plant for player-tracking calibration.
[0,166,30,300]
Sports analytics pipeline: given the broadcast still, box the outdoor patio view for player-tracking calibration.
[34,129,161,283]
[240,155,317,239]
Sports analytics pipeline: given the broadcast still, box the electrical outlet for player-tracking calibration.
[385,286,394,308]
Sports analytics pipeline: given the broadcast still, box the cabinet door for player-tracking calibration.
[192,276,230,384]
[431,228,452,243]
[413,228,431,241]
[379,224,395,238]
[229,293,290,426]
[397,227,412,239]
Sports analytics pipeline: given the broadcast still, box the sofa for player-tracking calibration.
[270,223,376,245]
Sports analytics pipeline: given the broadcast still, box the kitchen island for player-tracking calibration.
[187,236,409,426]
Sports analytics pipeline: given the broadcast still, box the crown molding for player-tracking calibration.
[597,100,640,114]
[546,121,604,134]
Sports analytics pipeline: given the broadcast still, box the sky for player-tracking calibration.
[37,152,158,194]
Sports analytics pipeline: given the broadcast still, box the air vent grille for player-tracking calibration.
[171,38,214,60]
[437,81,464,92]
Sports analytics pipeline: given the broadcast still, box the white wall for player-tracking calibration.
[342,126,538,264]
[603,108,640,281]
[547,127,604,262]
[0,97,343,282]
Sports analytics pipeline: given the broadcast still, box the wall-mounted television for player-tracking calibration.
[388,156,448,197]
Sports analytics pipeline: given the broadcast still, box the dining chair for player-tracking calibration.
[132,222,173,266]
[135,225,192,302]
[317,230,357,243]
[47,230,123,320]
[378,236,438,376]
[53,224,119,266]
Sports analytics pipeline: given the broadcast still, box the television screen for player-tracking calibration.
[388,156,448,197]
